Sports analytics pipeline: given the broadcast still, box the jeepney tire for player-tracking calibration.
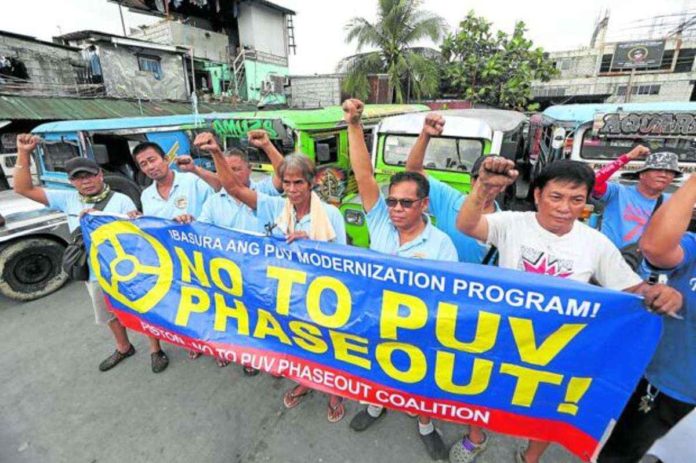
[0,238,68,302]
[103,174,143,212]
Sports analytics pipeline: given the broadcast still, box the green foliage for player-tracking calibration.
[338,0,447,103]
[440,11,558,109]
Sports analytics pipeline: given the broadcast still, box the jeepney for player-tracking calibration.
[341,109,528,247]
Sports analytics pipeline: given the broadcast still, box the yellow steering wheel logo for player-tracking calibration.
[90,220,173,314]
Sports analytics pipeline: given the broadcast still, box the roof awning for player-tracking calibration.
[0,95,255,121]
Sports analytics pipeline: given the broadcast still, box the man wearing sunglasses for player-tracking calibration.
[343,99,457,461]
[13,134,139,373]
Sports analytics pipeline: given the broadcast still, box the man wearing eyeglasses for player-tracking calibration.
[343,99,457,461]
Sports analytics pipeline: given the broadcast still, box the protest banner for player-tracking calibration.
[83,214,662,461]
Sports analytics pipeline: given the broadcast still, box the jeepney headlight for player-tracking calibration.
[345,209,365,226]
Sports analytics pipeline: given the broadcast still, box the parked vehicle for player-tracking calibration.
[340,109,528,247]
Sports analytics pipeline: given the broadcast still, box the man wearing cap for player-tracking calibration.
[13,134,140,372]
[591,146,681,249]
[406,113,503,265]
[131,141,223,371]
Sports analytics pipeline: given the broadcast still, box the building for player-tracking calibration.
[288,74,395,108]
[531,14,696,108]
[117,0,296,104]
[55,30,190,101]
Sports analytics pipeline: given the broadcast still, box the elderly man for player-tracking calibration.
[455,157,683,463]
[592,147,680,250]
[343,99,457,461]
[597,173,695,462]
[133,141,222,372]
[193,131,347,423]
[406,112,502,265]
[13,134,139,372]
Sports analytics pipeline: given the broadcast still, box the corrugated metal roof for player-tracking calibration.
[0,95,255,121]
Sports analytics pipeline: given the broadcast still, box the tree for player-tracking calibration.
[338,0,447,103]
[440,11,558,109]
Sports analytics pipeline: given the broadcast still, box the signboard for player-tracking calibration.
[611,41,666,69]
[593,112,696,138]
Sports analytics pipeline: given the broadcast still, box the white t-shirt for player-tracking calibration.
[486,211,642,290]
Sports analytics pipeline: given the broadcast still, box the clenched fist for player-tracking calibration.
[193,132,222,156]
[248,130,271,149]
[17,134,40,154]
[342,99,364,126]
[422,113,445,137]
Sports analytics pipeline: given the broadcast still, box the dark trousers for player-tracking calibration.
[598,378,694,463]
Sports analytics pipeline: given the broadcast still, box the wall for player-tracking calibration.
[290,75,342,107]
[244,60,288,104]
[238,2,287,58]
[131,21,229,63]
[0,34,84,96]
[98,45,188,100]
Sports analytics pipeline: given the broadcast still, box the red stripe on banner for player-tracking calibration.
[110,305,599,461]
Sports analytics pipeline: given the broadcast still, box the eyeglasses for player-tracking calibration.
[385,197,423,209]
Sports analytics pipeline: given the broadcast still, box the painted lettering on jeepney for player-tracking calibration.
[595,112,696,137]
[212,119,280,139]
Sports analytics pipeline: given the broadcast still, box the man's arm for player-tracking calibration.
[640,175,696,268]
[405,113,445,177]
[175,155,222,191]
[592,145,649,198]
[343,99,380,212]
[248,130,284,192]
[13,134,48,205]
[456,156,517,241]
[193,132,258,210]
[623,282,683,317]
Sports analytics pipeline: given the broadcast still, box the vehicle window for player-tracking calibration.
[42,141,80,172]
[383,135,483,172]
[581,132,696,162]
[313,134,339,164]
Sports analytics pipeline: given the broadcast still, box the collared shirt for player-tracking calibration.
[256,193,347,244]
[45,189,136,281]
[428,176,499,264]
[198,176,280,233]
[642,233,696,404]
[599,183,671,249]
[365,193,458,261]
[141,171,213,219]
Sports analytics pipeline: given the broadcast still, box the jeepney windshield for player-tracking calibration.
[580,131,696,162]
[383,135,484,173]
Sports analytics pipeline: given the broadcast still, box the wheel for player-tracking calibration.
[0,238,68,302]
[103,173,143,211]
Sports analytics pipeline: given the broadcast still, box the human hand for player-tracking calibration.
[286,231,309,244]
[477,156,519,191]
[248,130,271,149]
[627,145,650,160]
[342,99,364,125]
[422,113,445,137]
[175,155,197,173]
[17,133,40,154]
[193,132,222,156]
[642,283,683,317]
[127,210,143,219]
[173,214,194,224]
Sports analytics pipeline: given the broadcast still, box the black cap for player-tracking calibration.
[65,157,100,178]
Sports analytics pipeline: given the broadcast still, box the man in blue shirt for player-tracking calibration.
[13,134,139,372]
[598,173,695,462]
[133,141,223,372]
[592,149,679,249]
[343,99,457,460]
[406,113,502,264]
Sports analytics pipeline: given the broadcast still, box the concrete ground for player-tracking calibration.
[0,282,648,463]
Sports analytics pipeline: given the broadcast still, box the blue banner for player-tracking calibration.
[83,214,662,461]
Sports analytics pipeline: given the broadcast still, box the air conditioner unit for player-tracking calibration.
[262,80,275,93]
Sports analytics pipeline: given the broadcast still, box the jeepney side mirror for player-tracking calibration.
[551,127,566,150]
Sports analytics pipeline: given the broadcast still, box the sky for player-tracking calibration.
[0,0,693,75]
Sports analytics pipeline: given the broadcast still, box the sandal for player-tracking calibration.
[188,350,202,360]
[283,385,311,409]
[327,397,345,423]
[216,358,230,368]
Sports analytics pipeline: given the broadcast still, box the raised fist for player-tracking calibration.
[248,130,271,149]
[422,113,445,137]
[193,132,222,156]
[478,156,519,190]
[17,134,40,154]
[627,145,650,160]
[175,155,196,173]
[342,99,364,125]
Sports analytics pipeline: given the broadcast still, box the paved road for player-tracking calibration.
[0,283,643,463]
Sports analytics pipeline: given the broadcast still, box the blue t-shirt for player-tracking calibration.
[141,171,213,219]
[256,193,347,245]
[599,183,670,249]
[366,193,458,262]
[643,233,696,404]
[428,177,497,263]
[46,189,136,281]
[198,177,280,233]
